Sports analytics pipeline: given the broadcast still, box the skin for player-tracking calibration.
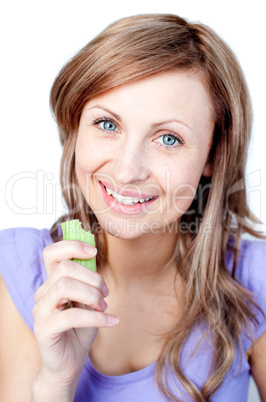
[0,70,265,401]
[75,70,213,241]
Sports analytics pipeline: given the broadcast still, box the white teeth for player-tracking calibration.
[105,186,153,205]
[105,187,113,196]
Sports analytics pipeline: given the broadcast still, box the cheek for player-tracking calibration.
[75,142,94,197]
[171,182,197,215]
[75,135,104,180]
[167,163,205,214]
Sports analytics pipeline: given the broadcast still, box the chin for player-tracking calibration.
[95,216,158,240]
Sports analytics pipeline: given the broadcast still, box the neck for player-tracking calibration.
[99,229,179,289]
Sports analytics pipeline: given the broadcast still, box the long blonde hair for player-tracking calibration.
[50,14,265,400]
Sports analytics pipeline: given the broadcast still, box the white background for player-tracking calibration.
[0,1,265,399]
[1,0,265,233]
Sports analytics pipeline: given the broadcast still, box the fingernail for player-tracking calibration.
[84,245,97,256]
[101,299,108,311]
[102,284,109,297]
[107,315,119,325]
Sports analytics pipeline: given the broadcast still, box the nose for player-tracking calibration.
[111,136,151,184]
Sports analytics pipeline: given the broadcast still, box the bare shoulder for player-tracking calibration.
[0,275,41,401]
[247,331,266,402]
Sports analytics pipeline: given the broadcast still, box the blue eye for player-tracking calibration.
[154,133,183,149]
[100,120,117,131]
[162,134,177,146]
[92,117,119,132]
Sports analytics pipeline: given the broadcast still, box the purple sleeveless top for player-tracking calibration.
[0,227,265,401]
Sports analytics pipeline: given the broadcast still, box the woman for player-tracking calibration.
[0,14,265,401]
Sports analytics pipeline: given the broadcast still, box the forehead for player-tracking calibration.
[83,70,214,130]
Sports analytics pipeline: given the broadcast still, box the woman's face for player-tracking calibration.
[75,70,214,239]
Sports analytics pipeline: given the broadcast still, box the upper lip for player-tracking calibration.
[100,180,158,199]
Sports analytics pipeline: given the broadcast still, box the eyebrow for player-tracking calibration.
[151,120,191,131]
[86,105,192,132]
[86,105,122,122]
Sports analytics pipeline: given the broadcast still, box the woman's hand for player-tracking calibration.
[32,240,118,400]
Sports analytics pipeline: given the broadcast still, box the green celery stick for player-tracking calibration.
[61,219,97,272]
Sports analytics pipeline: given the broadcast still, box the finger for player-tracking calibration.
[37,277,107,314]
[34,260,109,303]
[42,240,97,275]
[33,308,119,343]
[48,308,119,334]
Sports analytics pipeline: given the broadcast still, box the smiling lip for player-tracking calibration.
[99,181,158,215]
[100,180,157,199]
